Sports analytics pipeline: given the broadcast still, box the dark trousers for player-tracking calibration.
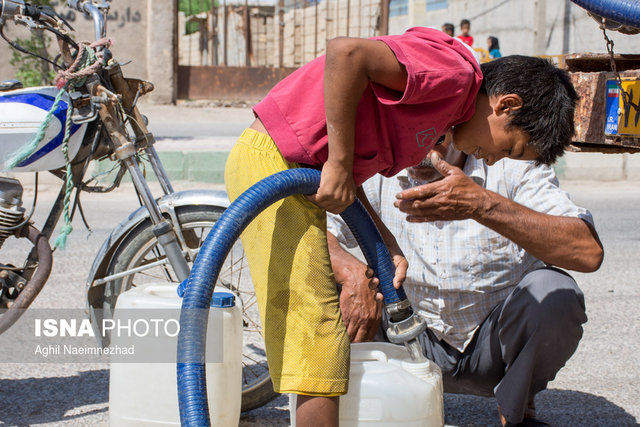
[386,267,587,424]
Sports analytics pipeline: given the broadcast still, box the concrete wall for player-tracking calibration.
[177,1,380,69]
[282,0,381,66]
[390,0,640,56]
[3,0,639,104]
[0,0,175,103]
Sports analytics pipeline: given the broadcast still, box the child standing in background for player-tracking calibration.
[488,36,502,58]
[458,18,474,46]
[441,22,455,37]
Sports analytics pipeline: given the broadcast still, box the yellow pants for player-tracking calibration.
[224,128,350,396]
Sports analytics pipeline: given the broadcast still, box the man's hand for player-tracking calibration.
[328,232,383,341]
[307,160,357,214]
[338,262,384,342]
[394,152,489,222]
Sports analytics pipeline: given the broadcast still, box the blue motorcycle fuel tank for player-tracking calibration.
[0,86,88,172]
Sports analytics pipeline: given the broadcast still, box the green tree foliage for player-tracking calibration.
[9,33,56,87]
[179,0,215,35]
[179,0,213,14]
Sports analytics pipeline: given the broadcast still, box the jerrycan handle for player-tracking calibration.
[351,350,389,363]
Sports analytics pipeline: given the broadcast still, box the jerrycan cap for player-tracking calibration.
[177,279,187,297]
[177,281,235,308]
[211,291,236,308]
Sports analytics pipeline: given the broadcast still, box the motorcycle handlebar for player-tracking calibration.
[1,1,65,37]
[1,0,108,41]
[66,0,107,40]
[0,0,49,20]
[0,0,26,19]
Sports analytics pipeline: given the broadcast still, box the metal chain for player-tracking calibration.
[601,21,640,112]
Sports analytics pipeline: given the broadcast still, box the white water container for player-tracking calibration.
[290,342,444,427]
[109,284,242,426]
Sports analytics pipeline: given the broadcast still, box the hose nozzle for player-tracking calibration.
[385,299,428,361]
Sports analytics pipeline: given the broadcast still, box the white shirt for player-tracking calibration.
[327,157,595,351]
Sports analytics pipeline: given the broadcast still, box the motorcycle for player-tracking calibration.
[0,0,276,412]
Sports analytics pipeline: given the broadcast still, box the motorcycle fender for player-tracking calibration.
[85,189,229,327]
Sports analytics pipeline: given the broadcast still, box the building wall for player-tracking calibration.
[2,0,638,104]
[177,0,381,69]
[0,0,175,103]
[282,0,381,66]
[389,0,640,56]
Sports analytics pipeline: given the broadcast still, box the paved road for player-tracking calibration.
[0,178,638,426]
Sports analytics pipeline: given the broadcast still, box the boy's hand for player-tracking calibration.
[359,193,408,290]
[307,160,357,214]
[388,242,408,290]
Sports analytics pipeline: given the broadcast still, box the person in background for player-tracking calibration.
[488,36,502,59]
[442,22,455,37]
[327,135,603,426]
[457,18,474,46]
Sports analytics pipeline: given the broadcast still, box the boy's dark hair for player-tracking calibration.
[442,22,455,36]
[460,19,470,27]
[479,55,579,165]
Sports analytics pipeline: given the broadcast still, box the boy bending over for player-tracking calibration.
[224,27,578,425]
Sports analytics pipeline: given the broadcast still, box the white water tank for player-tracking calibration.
[290,342,444,426]
[109,284,242,426]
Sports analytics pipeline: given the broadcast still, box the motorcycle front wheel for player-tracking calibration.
[103,204,278,412]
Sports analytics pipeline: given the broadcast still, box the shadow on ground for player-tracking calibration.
[239,388,637,426]
[240,393,290,426]
[0,369,108,426]
[1,373,634,427]
[444,388,637,426]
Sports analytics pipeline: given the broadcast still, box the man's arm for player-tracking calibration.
[356,187,408,289]
[395,153,604,272]
[327,231,383,342]
[327,184,407,341]
[307,37,408,214]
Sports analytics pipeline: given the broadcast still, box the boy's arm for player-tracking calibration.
[356,187,408,289]
[327,186,408,341]
[306,37,408,214]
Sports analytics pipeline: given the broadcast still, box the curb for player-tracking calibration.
[95,151,230,184]
[14,151,640,188]
[95,151,640,185]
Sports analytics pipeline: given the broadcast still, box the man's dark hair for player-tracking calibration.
[460,19,470,27]
[479,55,579,165]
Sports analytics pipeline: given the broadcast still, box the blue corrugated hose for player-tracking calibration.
[177,168,408,426]
[570,0,640,28]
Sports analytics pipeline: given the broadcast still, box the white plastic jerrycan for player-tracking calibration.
[290,342,444,427]
[109,283,242,426]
